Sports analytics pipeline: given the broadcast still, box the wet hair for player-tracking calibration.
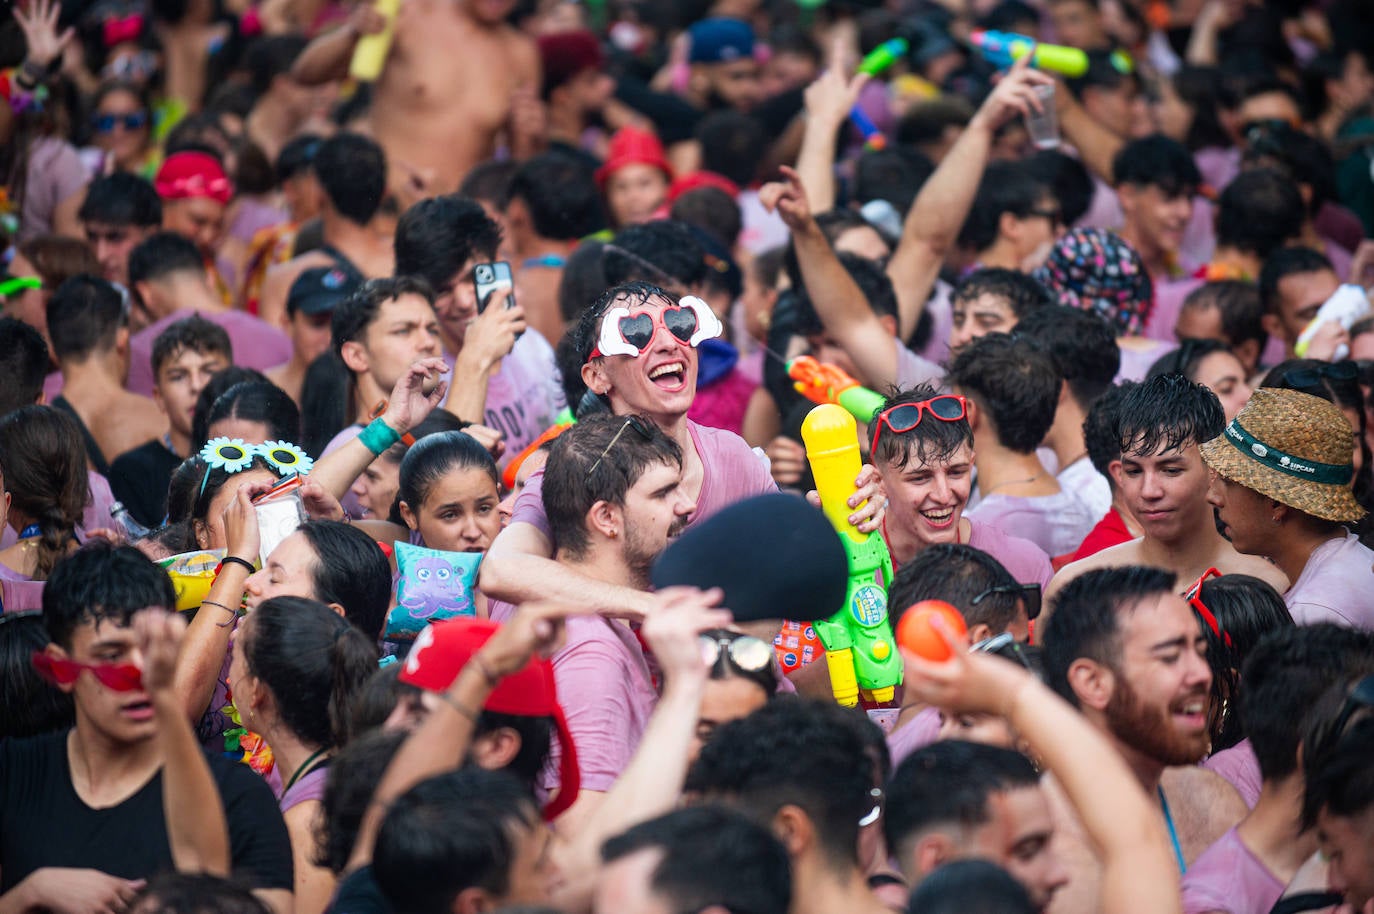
[852,147,934,213]
[1192,574,1294,752]
[131,873,271,914]
[295,520,393,642]
[241,596,379,749]
[557,239,608,326]
[1083,381,1137,481]
[393,195,502,291]
[1302,693,1374,828]
[0,317,49,417]
[600,806,792,914]
[1258,247,1336,317]
[43,541,176,650]
[151,315,233,379]
[699,628,779,695]
[1115,373,1224,459]
[46,274,124,362]
[888,544,1023,635]
[543,414,683,560]
[1015,306,1121,410]
[300,353,351,458]
[331,276,436,362]
[868,383,974,472]
[1113,134,1202,196]
[313,132,387,225]
[1180,281,1267,354]
[567,280,676,368]
[696,111,766,188]
[603,221,708,289]
[0,612,75,738]
[1042,565,1177,706]
[316,727,407,873]
[205,380,300,445]
[190,367,269,452]
[884,740,1039,857]
[685,697,875,863]
[1215,169,1304,259]
[1147,338,1235,383]
[0,406,89,580]
[394,431,499,522]
[945,334,1060,455]
[907,859,1036,914]
[950,268,1055,319]
[128,232,205,294]
[78,172,162,227]
[507,152,605,241]
[373,768,540,914]
[957,162,1049,253]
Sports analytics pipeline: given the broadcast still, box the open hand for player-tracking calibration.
[14,0,74,72]
[133,608,187,696]
[803,67,870,128]
[641,587,731,687]
[969,52,1052,133]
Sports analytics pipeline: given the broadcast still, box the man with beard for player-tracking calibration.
[1040,565,1248,914]
[489,413,695,832]
[1047,374,1288,611]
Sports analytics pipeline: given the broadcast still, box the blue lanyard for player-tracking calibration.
[19,524,40,539]
[1159,785,1186,874]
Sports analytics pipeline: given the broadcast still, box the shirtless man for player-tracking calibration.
[1047,374,1287,613]
[292,0,540,196]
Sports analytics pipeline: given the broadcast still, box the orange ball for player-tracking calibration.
[896,601,968,662]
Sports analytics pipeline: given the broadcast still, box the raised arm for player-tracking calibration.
[1055,81,1125,184]
[139,609,232,876]
[887,54,1051,337]
[902,625,1181,914]
[760,166,900,390]
[794,69,871,214]
[347,602,575,872]
[291,4,385,85]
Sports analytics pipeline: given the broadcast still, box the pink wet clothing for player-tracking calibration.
[1283,533,1374,628]
[1180,826,1284,914]
[479,330,567,467]
[1202,739,1262,809]
[489,600,657,793]
[965,519,1055,589]
[966,491,1097,558]
[127,310,293,398]
[509,421,776,540]
[886,706,939,769]
[1145,277,1204,343]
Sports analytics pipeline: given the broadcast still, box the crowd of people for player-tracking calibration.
[2,0,1374,911]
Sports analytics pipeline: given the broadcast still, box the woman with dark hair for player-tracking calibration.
[84,80,156,176]
[204,381,302,449]
[0,611,75,738]
[1148,338,1253,421]
[1183,571,1294,754]
[0,406,90,581]
[350,411,465,521]
[190,367,270,452]
[228,595,378,914]
[1150,66,1239,190]
[165,452,281,552]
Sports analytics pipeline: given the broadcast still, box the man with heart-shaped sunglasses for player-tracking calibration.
[482,280,887,623]
[1,542,294,913]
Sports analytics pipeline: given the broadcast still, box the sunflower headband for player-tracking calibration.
[197,437,314,499]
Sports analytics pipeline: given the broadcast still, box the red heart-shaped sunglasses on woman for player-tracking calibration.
[31,651,144,691]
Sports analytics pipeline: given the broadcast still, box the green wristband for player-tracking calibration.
[358,418,402,456]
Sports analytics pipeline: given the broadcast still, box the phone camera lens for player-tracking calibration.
[476,266,493,282]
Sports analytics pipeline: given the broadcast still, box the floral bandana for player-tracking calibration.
[1033,228,1155,337]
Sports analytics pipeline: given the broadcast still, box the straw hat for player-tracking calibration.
[1200,387,1365,523]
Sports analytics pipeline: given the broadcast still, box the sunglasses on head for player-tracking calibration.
[971,583,1042,622]
[589,295,723,360]
[585,416,655,480]
[870,396,967,456]
[93,111,148,133]
[31,651,144,692]
[1282,360,1359,392]
[699,633,774,673]
[1184,567,1232,649]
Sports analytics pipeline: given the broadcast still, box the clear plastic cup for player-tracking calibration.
[1025,83,1060,150]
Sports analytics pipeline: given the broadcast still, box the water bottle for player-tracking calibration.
[110,501,150,540]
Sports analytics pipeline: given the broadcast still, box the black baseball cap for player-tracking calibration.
[287,265,359,317]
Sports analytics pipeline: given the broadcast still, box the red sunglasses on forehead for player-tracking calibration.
[588,295,723,360]
[1184,567,1233,649]
[31,651,144,692]
[870,395,968,455]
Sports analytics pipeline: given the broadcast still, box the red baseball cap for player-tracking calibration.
[400,618,580,821]
[595,126,672,191]
[154,151,233,204]
[667,170,741,202]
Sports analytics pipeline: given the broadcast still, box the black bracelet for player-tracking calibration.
[219,555,256,575]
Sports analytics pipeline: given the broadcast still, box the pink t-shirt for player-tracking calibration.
[479,330,567,468]
[1283,533,1374,628]
[1180,826,1284,914]
[1145,277,1204,344]
[966,519,1055,590]
[966,491,1097,558]
[127,309,293,398]
[509,421,776,541]
[19,139,88,244]
[489,600,656,793]
[886,706,940,769]
[1202,739,1262,809]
